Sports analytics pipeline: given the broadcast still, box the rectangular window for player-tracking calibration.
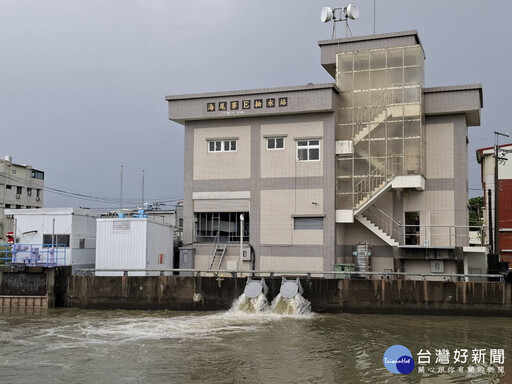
[208,140,237,152]
[36,189,41,198]
[195,212,249,243]
[5,204,10,208]
[16,186,22,194]
[297,140,320,161]
[6,185,12,190]
[267,137,285,150]
[27,188,32,196]
[294,217,323,230]
[31,169,44,180]
[43,234,70,247]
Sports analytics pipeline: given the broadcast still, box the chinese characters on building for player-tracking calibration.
[207,97,288,112]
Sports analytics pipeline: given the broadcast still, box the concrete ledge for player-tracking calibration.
[65,276,512,316]
[336,210,354,223]
[392,175,425,190]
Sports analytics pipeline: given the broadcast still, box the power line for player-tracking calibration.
[0,172,182,205]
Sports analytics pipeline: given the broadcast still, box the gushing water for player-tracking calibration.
[229,293,270,314]
[270,294,311,316]
[229,293,312,316]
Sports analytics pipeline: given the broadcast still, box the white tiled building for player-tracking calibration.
[166,31,483,278]
[0,155,44,241]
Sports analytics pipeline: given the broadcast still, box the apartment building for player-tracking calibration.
[166,31,483,278]
[0,155,44,241]
[477,143,512,264]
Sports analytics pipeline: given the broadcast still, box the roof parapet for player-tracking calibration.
[318,30,424,78]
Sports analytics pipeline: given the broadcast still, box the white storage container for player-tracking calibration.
[95,218,174,276]
[5,207,97,271]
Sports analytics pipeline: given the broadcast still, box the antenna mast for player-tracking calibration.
[320,3,360,38]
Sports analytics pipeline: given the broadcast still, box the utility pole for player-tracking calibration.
[120,165,124,216]
[141,170,145,210]
[488,189,493,253]
[494,131,509,257]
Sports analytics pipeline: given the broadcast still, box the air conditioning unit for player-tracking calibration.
[36,197,41,201]
[27,190,32,196]
[15,194,21,199]
[241,246,252,261]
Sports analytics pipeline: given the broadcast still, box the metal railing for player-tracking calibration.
[0,244,67,267]
[73,268,506,282]
[353,157,400,209]
[401,224,483,248]
[363,205,404,243]
[351,84,422,140]
[359,207,485,247]
[353,89,388,140]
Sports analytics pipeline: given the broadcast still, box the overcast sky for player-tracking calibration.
[1,0,510,209]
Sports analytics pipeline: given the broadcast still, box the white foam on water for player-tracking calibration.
[229,293,270,315]
[0,294,313,353]
[270,294,312,316]
[228,292,313,318]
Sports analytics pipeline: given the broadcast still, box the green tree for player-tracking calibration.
[469,196,484,228]
[0,244,12,265]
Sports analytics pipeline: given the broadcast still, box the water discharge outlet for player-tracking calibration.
[231,277,311,316]
[279,277,304,299]
[243,277,269,299]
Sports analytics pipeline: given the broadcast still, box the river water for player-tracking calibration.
[0,303,511,383]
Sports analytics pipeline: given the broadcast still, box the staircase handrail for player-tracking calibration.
[353,90,388,134]
[350,82,422,125]
[353,156,403,210]
[364,205,403,244]
[354,159,388,195]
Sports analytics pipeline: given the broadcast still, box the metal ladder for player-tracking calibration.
[209,243,227,270]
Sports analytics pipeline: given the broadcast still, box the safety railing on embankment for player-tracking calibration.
[74,268,508,283]
[0,244,67,267]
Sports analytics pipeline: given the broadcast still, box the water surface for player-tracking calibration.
[0,307,510,383]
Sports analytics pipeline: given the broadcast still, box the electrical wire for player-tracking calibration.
[0,171,182,205]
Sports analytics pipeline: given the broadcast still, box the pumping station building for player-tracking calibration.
[166,31,484,278]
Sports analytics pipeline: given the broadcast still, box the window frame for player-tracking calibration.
[296,139,321,162]
[266,137,285,151]
[208,140,238,153]
[42,234,71,248]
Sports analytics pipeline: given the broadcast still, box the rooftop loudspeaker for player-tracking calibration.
[346,4,360,20]
[321,7,334,23]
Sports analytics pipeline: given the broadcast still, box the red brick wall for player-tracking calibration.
[498,179,512,265]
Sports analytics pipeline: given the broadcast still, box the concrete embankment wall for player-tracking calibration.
[66,276,512,316]
[0,267,70,308]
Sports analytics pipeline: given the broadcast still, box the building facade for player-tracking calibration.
[0,155,44,241]
[477,143,512,264]
[5,207,97,271]
[167,31,483,278]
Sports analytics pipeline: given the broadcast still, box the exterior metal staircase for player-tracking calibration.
[353,109,388,142]
[355,205,402,246]
[353,158,399,213]
[355,215,398,246]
